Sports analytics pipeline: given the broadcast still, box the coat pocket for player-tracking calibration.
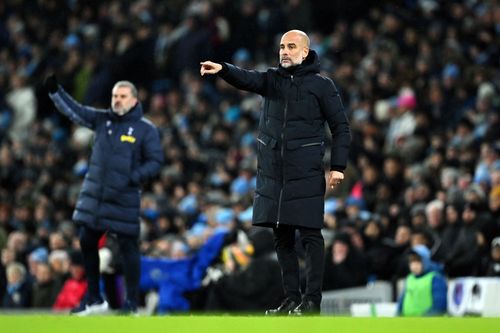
[256,132,277,148]
[257,133,278,177]
[286,139,323,150]
[285,137,324,179]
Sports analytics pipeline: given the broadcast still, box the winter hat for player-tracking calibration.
[29,247,48,263]
[409,244,430,261]
[397,89,417,109]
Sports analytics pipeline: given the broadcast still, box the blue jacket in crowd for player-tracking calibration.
[49,87,163,236]
[397,245,448,316]
[140,231,228,313]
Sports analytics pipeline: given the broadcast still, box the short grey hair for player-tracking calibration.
[7,262,26,279]
[113,80,138,98]
[425,199,444,215]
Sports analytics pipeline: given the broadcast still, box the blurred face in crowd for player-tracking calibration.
[7,231,27,252]
[364,221,381,240]
[35,263,53,284]
[410,212,426,228]
[383,158,401,178]
[492,246,500,262]
[49,232,67,250]
[426,205,443,229]
[6,265,24,284]
[394,225,411,246]
[111,85,137,116]
[462,206,476,224]
[1,248,15,266]
[49,253,70,274]
[409,255,423,275]
[445,205,459,224]
[279,30,310,68]
[332,241,349,264]
[69,263,85,280]
[362,165,378,185]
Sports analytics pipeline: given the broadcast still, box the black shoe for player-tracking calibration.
[118,300,139,316]
[289,300,320,316]
[265,299,300,316]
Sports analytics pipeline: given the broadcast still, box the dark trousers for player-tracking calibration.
[79,226,140,306]
[273,225,324,305]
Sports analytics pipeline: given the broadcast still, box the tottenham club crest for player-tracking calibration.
[121,127,136,143]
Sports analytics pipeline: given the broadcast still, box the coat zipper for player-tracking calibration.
[276,75,293,228]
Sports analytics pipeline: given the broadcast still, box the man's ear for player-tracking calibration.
[302,47,309,60]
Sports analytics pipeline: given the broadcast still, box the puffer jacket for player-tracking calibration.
[218,50,351,229]
[50,87,163,236]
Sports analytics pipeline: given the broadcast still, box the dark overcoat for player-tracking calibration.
[219,51,351,229]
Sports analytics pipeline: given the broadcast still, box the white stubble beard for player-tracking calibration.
[112,105,130,116]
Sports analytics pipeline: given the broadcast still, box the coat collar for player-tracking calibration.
[277,49,320,78]
[109,102,143,122]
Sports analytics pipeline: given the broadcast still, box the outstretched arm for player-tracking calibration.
[45,75,106,130]
[200,61,267,96]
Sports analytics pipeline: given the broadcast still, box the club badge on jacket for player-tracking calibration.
[121,127,136,143]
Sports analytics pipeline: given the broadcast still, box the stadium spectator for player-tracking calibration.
[397,245,447,316]
[445,202,484,277]
[481,237,500,277]
[52,251,87,312]
[322,232,369,291]
[2,262,32,308]
[31,262,61,308]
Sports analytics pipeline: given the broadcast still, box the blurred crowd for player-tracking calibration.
[0,0,499,313]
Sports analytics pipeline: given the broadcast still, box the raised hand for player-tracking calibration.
[44,74,59,94]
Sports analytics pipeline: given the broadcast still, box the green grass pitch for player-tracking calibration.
[1,315,499,333]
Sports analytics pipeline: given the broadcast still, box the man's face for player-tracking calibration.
[112,86,137,116]
[279,32,309,68]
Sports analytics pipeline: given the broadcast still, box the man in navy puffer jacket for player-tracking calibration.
[45,75,163,315]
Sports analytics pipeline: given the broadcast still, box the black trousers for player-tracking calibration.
[273,225,324,305]
[79,226,140,306]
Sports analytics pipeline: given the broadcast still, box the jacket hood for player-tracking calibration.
[278,49,320,77]
[410,245,443,275]
[110,102,144,122]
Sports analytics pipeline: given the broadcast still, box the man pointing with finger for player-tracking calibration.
[201,30,351,315]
